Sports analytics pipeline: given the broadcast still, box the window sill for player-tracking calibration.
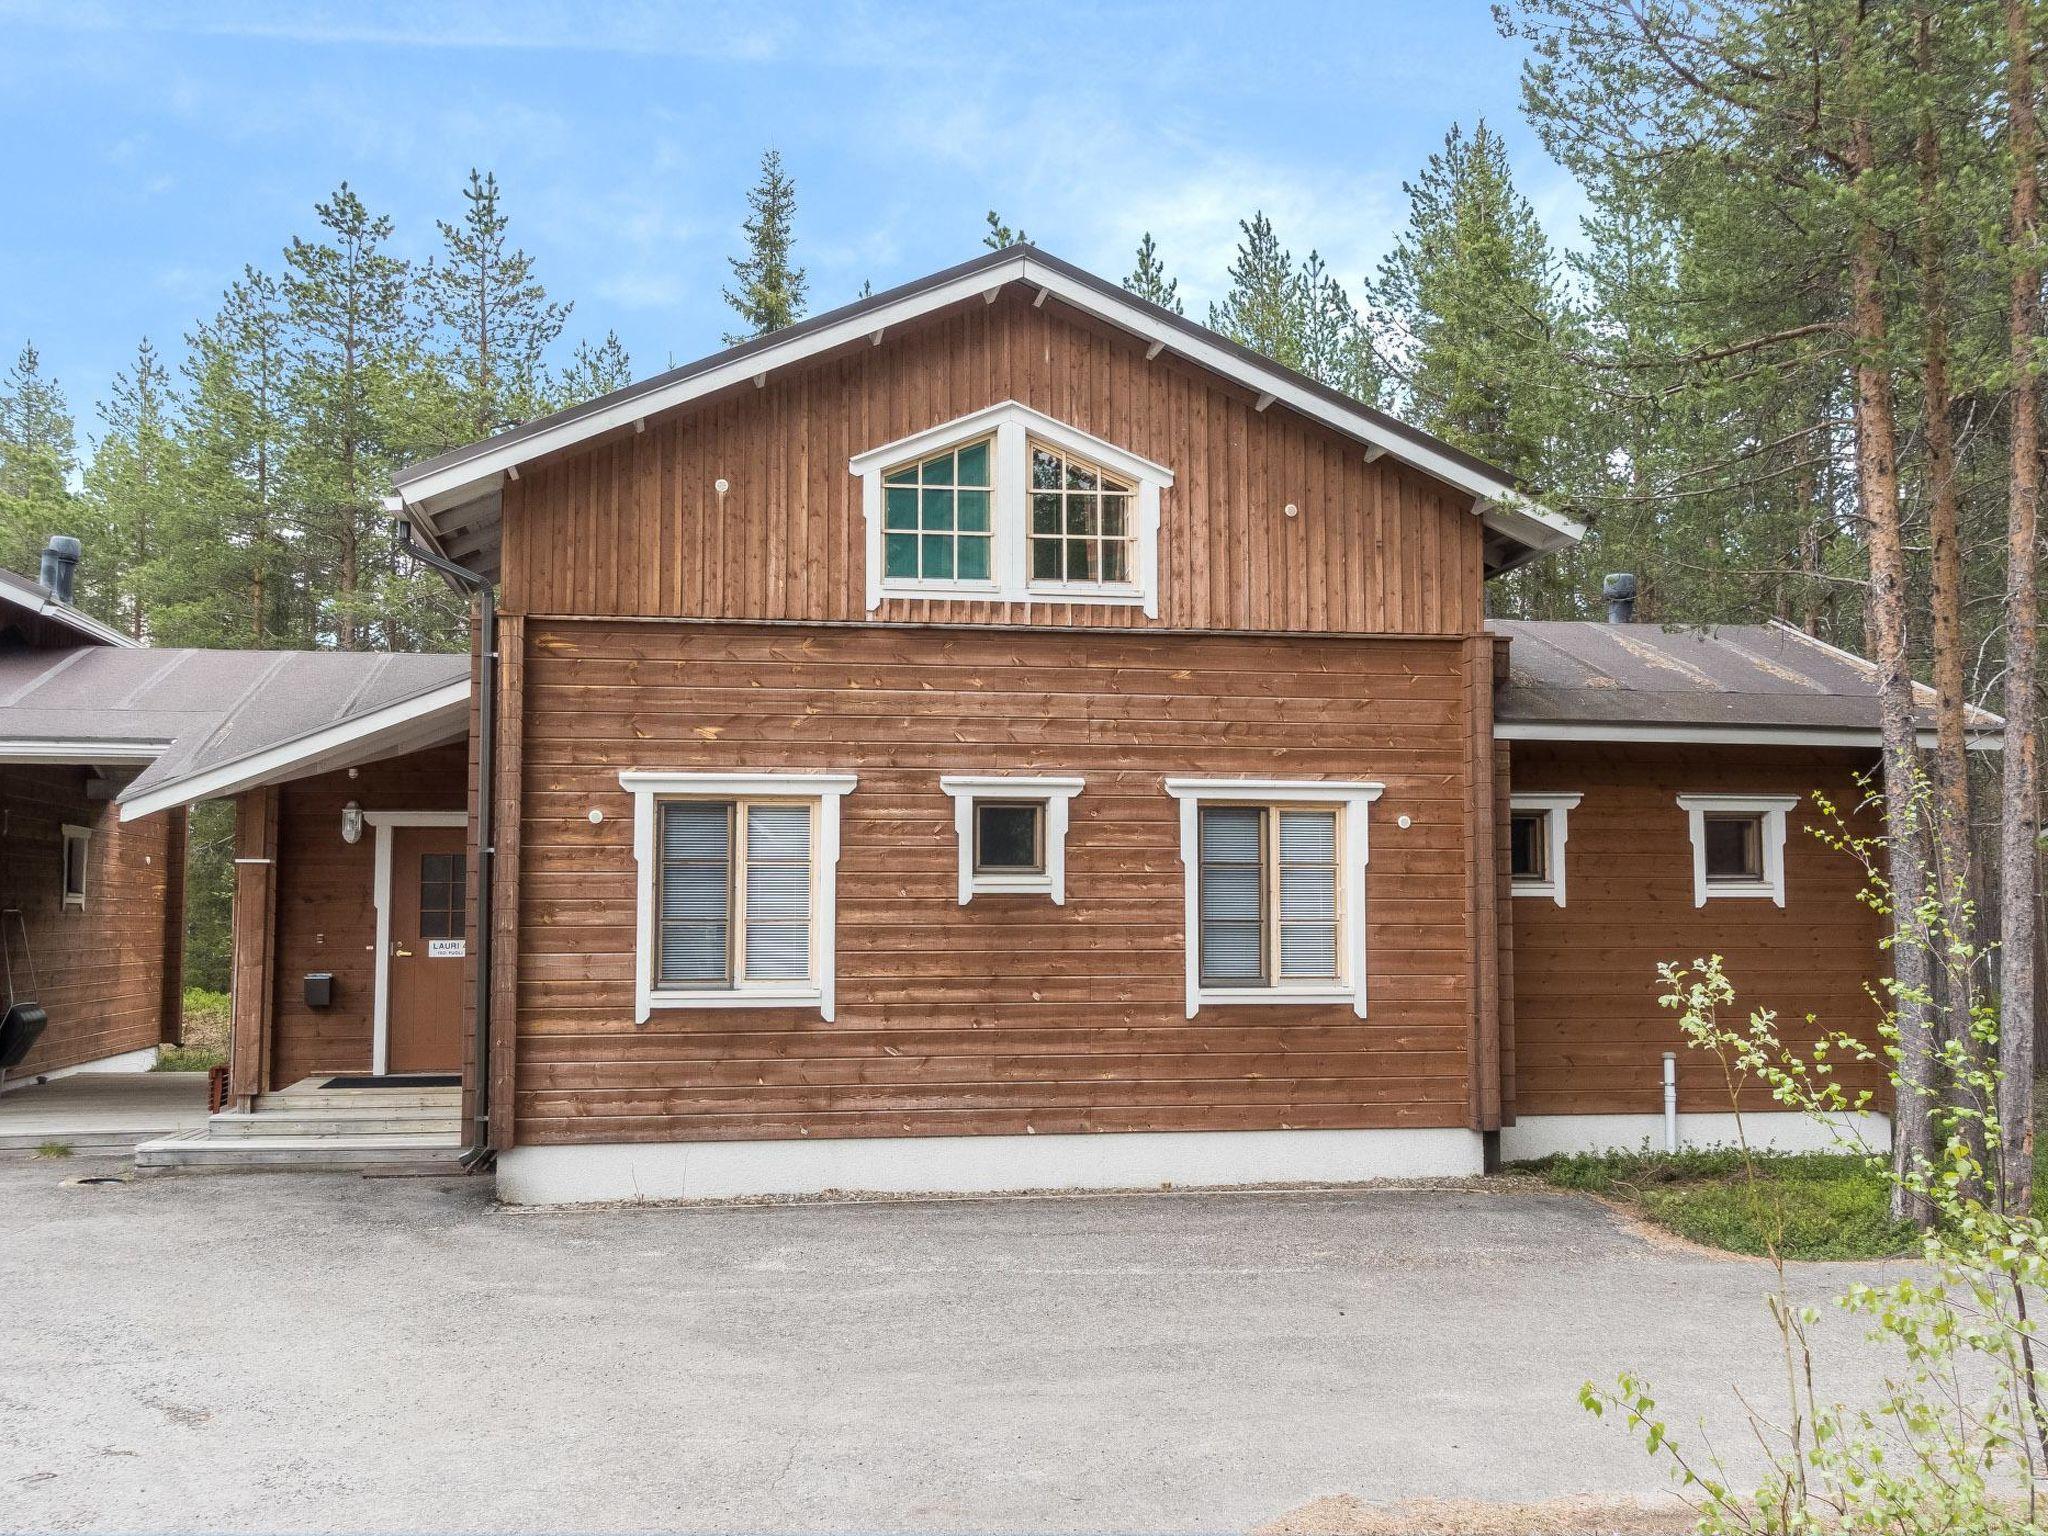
[645,986,826,1014]
[1511,880,1563,907]
[1023,584,1145,607]
[1193,985,1364,1017]
[965,872,1057,900]
[1698,882,1784,905]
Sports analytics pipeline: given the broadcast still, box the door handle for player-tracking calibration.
[393,945,414,958]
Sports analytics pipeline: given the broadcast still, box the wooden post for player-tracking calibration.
[488,614,525,1150]
[227,786,278,1108]
[157,807,187,1045]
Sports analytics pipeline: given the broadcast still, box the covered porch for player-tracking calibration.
[113,653,476,1171]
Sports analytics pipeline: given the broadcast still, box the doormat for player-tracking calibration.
[319,1074,459,1089]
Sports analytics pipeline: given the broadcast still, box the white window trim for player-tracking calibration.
[1676,793,1798,908]
[1509,792,1581,907]
[850,400,1172,616]
[937,775,1084,905]
[619,770,857,1023]
[1162,778,1382,1019]
[60,824,89,911]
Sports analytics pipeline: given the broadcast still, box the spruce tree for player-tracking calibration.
[81,338,178,637]
[0,342,79,576]
[424,169,568,439]
[1210,214,1379,400]
[722,150,807,344]
[1123,232,1183,314]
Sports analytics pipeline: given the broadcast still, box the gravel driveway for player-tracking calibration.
[2,1159,1904,1533]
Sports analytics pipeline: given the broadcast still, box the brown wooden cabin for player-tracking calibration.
[0,552,184,1090]
[105,247,1999,1196]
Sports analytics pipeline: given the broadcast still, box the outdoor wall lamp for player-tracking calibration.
[341,801,364,845]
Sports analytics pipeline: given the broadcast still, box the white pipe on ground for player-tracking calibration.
[1662,1052,1679,1153]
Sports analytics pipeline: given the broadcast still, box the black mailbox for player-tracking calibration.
[304,972,334,1008]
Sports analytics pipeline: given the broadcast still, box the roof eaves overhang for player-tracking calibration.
[389,248,1587,570]
[1495,719,2005,751]
[117,679,472,822]
[0,738,169,765]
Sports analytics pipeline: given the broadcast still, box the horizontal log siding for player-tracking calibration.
[1508,742,1888,1118]
[500,292,1482,636]
[513,619,1481,1146]
[266,742,469,1090]
[2,766,178,1076]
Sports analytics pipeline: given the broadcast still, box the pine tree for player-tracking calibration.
[549,330,633,409]
[281,182,431,650]
[80,338,178,637]
[424,169,568,439]
[0,341,79,576]
[1209,215,1379,400]
[1371,122,1578,491]
[983,211,1029,250]
[722,150,806,344]
[1124,232,1182,314]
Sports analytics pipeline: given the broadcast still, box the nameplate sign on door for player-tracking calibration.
[428,939,467,958]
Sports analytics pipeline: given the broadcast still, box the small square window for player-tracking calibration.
[1509,811,1548,883]
[941,776,1083,904]
[974,802,1043,874]
[1703,814,1763,883]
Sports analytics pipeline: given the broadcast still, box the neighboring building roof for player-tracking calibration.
[388,245,1586,580]
[0,644,471,817]
[1492,618,2004,748]
[0,565,140,650]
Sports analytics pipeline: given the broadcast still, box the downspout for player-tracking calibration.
[1662,1051,1679,1154]
[392,510,495,1171]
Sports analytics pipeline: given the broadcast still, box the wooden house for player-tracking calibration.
[95,247,1999,1195]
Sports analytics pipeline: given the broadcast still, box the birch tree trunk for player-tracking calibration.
[1996,0,2044,1213]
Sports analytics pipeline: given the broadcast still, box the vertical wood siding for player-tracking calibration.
[511,619,1487,1146]
[500,294,1485,637]
[1508,741,1889,1117]
[2,766,179,1076]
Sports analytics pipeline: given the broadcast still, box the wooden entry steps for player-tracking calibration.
[134,1079,465,1175]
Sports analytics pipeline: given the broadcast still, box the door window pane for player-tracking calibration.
[416,851,466,940]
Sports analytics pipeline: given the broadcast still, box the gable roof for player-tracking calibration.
[389,246,1585,580]
[1491,618,2004,748]
[0,642,471,816]
[0,565,139,650]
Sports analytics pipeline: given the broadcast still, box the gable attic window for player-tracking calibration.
[1508,793,1580,907]
[851,400,1172,616]
[1676,794,1797,908]
[619,771,857,1022]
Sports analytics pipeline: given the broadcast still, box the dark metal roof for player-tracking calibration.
[395,245,1521,500]
[1491,619,2003,737]
[0,645,469,796]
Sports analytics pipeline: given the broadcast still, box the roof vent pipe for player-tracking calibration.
[1602,571,1637,625]
[40,536,79,605]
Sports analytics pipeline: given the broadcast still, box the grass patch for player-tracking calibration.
[153,988,229,1072]
[35,1140,72,1159]
[1521,1147,1916,1259]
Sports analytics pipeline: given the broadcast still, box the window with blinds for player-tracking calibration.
[1197,806,1340,988]
[657,800,814,989]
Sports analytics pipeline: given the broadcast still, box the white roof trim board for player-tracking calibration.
[1494,721,2001,750]
[0,738,168,765]
[390,248,1583,568]
[118,679,471,822]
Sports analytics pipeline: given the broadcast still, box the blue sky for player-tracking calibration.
[0,0,1582,439]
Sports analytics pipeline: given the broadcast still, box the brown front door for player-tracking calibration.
[386,825,466,1074]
